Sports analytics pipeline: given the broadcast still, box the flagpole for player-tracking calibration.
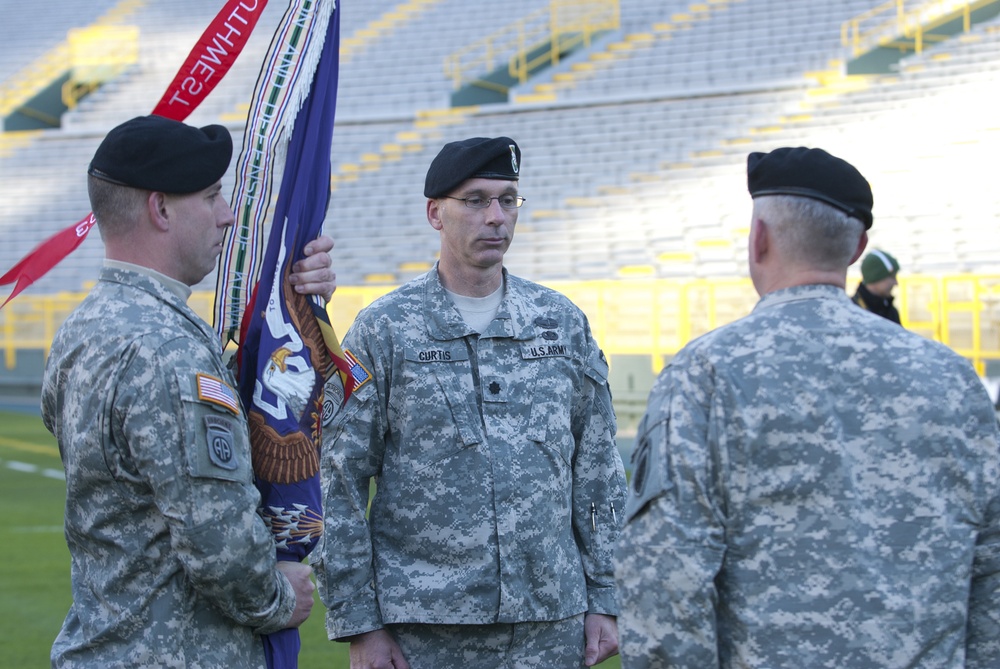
[223,2,345,666]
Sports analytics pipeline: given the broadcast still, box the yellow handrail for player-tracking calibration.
[510,0,620,83]
[444,0,620,90]
[842,0,996,56]
[444,7,549,88]
[5,274,1000,375]
[0,0,145,118]
[62,25,140,109]
[0,44,71,118]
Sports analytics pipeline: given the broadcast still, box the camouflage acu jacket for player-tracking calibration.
[617,284,1000,668]
[317,265,627,639]
[42,266,296,668]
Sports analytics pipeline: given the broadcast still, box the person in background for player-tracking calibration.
[615,146,1000,669]
[317,136,627,669]
[852,248,901,324]
[42,115,338,668]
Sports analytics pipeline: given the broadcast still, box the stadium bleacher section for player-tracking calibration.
[2,0,1000,387]
[5,0,1000,289]
[0,1,121,81]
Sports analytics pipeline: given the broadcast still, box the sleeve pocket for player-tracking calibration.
[175,370,253,483]
[624,413,672,523]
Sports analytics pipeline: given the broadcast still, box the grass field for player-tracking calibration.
[0,409,620,668]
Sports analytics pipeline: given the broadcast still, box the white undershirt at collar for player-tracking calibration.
[445,283,504,333]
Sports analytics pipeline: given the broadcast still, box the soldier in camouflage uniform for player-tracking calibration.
[317,137,627,668]
[615,147,1000,668]
[42,116,337,668]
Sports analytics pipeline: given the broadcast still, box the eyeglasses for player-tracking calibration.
[445,195,526,210]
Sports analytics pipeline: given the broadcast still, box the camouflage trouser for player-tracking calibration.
[387,613,587,669]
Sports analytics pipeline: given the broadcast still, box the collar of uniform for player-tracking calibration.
[495,272,539,340]
[104,259,192,302]
[424,265,536,341]
[97,264,216,342]
[753,283,852,313]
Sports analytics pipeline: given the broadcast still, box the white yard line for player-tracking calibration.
[1,458,65,480]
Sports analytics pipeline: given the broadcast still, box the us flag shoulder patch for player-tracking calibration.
[344,349,371,390]
[196,373,241,415]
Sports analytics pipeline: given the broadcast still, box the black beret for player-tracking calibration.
[88,115,233,194]
[424,136,521,198]
[747,147,873,229]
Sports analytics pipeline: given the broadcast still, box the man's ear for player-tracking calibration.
[750,217,768,264]
[849,230,869,265]
[426,198,444,231]
[147,192,170,232]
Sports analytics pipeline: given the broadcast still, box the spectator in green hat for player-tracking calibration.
[853,249,901,324]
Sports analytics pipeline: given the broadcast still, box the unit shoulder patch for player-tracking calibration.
[204,415,239,470]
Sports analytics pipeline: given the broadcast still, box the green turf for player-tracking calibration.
[0,411,72,667]
[0,409,620,668]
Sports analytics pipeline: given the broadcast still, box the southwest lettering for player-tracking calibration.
[204,34,232,63]
[191,59,217,81]
[152,0,269,115]
[180,76,203,96]
[163,90,192,108]
[75,214,96,237]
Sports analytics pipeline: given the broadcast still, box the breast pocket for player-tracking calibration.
[523,353,577,466]
[390,345,482,472]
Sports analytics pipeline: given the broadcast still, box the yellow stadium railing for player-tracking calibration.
[63,25,141,109]
[842,0,997,57]
[444,0,619,91]
[0,44,71,119]
[511,0,620,84]
[4,275,1000,376]
[0,0,145,120]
